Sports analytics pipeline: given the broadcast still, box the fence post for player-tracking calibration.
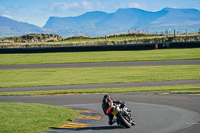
[186,29,188,36]
[174,29,176,37]
[165,30,168,37]
[155,43,158,49]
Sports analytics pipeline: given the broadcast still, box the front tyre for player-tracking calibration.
[117,113,132,128]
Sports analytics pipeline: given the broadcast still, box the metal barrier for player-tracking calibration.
[0,41,199,54]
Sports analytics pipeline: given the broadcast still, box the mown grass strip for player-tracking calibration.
[0,102,79,133]
[0,84,199,96]
[171,90,200,94]
[0,48,199,65]
[0,65,199,88]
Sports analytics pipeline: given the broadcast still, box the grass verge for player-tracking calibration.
[171,90,200,94]
[0,102,79,133]
[0,48,199,65]
[0,65,199,88]
[0,84,199,96]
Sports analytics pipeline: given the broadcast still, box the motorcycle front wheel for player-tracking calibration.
[117,113,132,128]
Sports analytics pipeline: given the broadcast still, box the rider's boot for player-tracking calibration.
[109,119,116,125]
[131,121,136,126]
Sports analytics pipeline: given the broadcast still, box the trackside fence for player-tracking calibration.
[0,41,199,54]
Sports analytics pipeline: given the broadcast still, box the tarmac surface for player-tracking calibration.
[0,60,200,69]
[1,93,200,133]
[0,59,200,133]
[0,80,199,92]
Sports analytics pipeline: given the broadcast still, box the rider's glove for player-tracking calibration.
[119,101,125,108]
[120,104,125,108]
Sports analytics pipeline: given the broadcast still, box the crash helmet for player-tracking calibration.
[103,94,110,101]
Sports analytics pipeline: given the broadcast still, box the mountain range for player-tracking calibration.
[0,8,200,37]
[0,16,43,37]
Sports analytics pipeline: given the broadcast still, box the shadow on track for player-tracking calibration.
[53,125,123,131]
[77,125,123,131]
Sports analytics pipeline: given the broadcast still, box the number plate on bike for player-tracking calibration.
[112,110,118,115]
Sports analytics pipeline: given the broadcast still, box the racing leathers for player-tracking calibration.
[102,97,124,125]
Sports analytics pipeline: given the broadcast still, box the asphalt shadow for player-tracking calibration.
[76,125,123,131]
[52,125,123,131]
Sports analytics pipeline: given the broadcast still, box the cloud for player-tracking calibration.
[128,2,147,10]
[48,1,150,17]
[49,1,103,11]
[0,5,7,14]
[2,14,13,19]
[0,5,13,18]
[81,1,94,10]
[111,2,147,11]
[128,3,141,8]
[50,2,80,11]
[0,5,5,10]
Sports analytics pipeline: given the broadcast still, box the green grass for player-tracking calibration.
[0,102,79,133]
[62,33,199,42]
[0,65,199,88]
[1,33,198,45]
[171,90,200,94]
[63,34,164,43]
[0,84,199,96]
[0,48,199,65]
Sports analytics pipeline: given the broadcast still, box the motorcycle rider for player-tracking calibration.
[102,94,135,126]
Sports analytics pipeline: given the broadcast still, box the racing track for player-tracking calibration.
[0,60,199,69]
[0,60,200,133]
[1,93,200,133]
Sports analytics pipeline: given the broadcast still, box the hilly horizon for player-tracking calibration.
[0,16,43,37]
[0,7,200,37]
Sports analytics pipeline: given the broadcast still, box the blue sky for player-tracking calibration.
[0,0,200,27]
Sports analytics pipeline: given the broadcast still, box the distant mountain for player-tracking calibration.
[44,11,108,30]
[43,8,200,37]
[151,8,200,27]
[96,8,167,29]
[0,16,43,37]
[1,8,200,37]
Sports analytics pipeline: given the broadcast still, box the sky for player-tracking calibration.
[0,0,200,27]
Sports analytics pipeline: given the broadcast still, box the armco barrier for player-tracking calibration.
[0,41,199,54]
[168,41,200,48]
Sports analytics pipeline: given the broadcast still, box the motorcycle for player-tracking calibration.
[111,103,135,128]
